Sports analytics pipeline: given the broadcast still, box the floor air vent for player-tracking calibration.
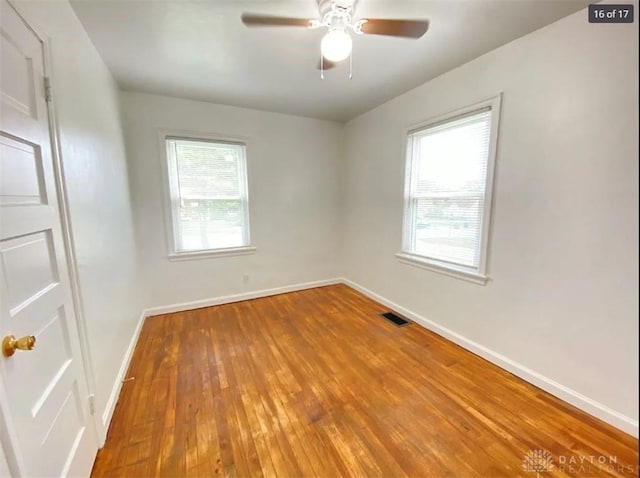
[381,312,410,327]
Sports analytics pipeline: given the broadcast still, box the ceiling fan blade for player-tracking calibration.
[360,19,429,38]
[317,59,337,70]
[241,14,312,27]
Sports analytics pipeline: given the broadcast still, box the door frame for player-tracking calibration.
[0,1,102,474]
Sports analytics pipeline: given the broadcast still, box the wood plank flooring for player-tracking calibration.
[92,284,638,477]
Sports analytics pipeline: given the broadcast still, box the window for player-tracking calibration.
[398,96,501,284]
[165,136,253,258]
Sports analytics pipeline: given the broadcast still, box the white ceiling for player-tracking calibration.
[70,0,590,122]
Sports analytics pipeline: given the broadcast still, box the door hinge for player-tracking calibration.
[44,76,52,102]
[88,394,96,415]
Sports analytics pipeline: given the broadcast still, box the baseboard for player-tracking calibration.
[143,278,342,317]
[100,309,146,443]
[341,278,639,438]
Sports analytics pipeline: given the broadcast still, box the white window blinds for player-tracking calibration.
[404,108,493,271]
[166,138,250,253]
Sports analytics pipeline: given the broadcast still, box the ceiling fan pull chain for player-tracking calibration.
[320,53,325,80]
[349,51,353,80]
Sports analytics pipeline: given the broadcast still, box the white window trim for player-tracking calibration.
[395,252,489,285]
[398,94,502,285]
[158,129,255,260]
[168,246,257,262]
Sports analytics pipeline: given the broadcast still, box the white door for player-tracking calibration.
[0,0,98,476]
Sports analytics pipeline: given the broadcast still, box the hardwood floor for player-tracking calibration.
[92,284,638,477]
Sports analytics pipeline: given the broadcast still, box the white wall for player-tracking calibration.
[0,445,9,478]
[120,92,343,308]
[14,1,145,440]
[343,7,638,433]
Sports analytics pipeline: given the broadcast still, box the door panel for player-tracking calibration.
[0,134,46,206]
[0,0,98,476]
[0,24,37,120]
[1,231,59,315]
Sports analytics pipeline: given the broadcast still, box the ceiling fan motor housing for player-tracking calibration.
[318,0,359,19]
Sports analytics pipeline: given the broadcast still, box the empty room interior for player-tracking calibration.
[0,0,638,476]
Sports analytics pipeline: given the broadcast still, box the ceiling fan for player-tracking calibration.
[241,0,429,77]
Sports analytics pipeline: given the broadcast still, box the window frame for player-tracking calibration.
[159,130,255,261]
[397,95,502,285]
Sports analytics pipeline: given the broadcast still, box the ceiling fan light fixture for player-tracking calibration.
[321,29,352,62]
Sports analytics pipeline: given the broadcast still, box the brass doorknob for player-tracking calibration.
[2,335,36,357]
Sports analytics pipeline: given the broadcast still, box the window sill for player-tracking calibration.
[395,252,488,285]
[168,246,256,262]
